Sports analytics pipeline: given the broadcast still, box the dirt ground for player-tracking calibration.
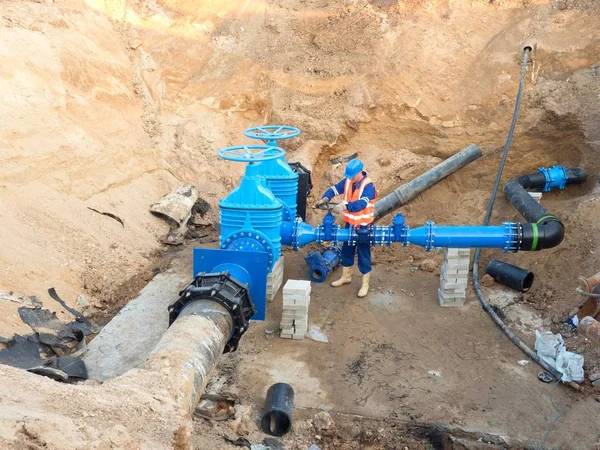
[2,0,600,448]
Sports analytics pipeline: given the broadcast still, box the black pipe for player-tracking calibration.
[261,383,294,436]
[472,48,564,380]
[486,259,534,292]
[504,168,587,250]
[374,144,482,221]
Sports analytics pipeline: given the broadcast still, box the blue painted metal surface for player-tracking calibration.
[218,146,285,271]
[193,248,269,321]
[538,165,568,192]
[245,126,301,220]
[305,244,342,283]
[282,213,521,253]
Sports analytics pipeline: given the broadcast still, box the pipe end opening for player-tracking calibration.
[522,272,535,292]
[261,411,291,436]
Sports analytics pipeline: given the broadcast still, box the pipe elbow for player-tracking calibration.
[519,218,564,251]
[538,218,564,249]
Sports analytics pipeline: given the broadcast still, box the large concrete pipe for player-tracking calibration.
[374,144,482,221]
[141,300,232,413]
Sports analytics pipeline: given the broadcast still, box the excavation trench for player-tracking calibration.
[2,1,600,449]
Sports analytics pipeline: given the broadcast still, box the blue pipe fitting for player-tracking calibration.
[537,165,568,192]
[305,245,341,283]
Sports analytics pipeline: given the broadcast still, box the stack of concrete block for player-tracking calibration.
[280,279,310,340]
[438,248,470,307]
[528,192,542,203]
[266,256,285,302]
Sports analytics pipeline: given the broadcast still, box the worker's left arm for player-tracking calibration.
[345,183,375,212]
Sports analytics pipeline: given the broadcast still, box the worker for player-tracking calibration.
[314,159,377,298]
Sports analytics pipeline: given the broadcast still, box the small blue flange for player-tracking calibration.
[537,165,568,192]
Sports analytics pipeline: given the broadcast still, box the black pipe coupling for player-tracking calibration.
[168,271,256,353]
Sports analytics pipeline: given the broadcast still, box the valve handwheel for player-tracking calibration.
[244,125,301,142]
[218,145,285,162]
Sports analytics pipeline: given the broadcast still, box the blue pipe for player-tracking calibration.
[282,213,521,253]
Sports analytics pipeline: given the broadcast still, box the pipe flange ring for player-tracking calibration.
[221,229,275,272]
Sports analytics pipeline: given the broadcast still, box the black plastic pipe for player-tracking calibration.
[261,383,294,436]
[374,144,483,221]
[472,47,564,380]
[503,168,587,250]
[486,259,534,292]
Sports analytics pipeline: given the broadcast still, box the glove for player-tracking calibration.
[331,201,347,215]
[314,197,330,209]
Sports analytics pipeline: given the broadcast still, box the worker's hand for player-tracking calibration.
[331,202,347,215]
[313,197,330,209]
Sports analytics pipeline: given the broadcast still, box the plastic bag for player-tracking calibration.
[555,350,584,383]
[306,325,328,343]
[534,330,584,383]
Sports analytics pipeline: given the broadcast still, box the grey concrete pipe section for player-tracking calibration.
[374,144,482,221]
[142,300,232,413]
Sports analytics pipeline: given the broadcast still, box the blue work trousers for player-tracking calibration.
[340,225,372,274]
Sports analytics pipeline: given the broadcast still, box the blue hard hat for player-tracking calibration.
[344,159,364,178]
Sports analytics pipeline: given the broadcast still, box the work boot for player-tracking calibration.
[331,266,352,287]
[357,272,371,298]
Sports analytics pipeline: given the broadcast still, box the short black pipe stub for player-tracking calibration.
[486,259,534,292]
[261,383,294,436]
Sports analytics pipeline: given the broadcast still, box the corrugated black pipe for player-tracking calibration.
[504,168,587,250]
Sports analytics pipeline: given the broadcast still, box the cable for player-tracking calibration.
[471,47,562,379]
[575,287,600,298]
[538,380,563,450]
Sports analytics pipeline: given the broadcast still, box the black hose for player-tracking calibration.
[471,48,563,379]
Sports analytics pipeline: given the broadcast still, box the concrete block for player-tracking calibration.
[282,304,309,311]
[438,288,465,307]
[266,256,285,302]
[446,248,471,257]
[529,192,542,203]
[283,294,310,306]
[292,333,305,340]
[283,279,311,296]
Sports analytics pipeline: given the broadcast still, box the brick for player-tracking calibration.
[283,279,311,296]
[438,289,465,307]
[282,304,309,311]
[280,331,293,339]
[292,333,305,340]
[283,295,310,306]
[529,192,542,203]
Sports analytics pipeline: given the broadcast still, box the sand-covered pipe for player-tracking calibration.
[579,316,600,346]
[132,300,233,414]
[374,144,482,221]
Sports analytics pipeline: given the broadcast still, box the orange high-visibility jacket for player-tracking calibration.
[342,176,377,226]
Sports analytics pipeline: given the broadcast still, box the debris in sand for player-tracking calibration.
[517,360,530,366]
[76,295,89,308]
[150,185,199,228]
[428,370,441,377]
[481,274,495,287]
[313,411,334,431]
[534,330,584,382]
[87,207,125,227]
[230,405,253,436]
[306,325,328,343]
[330,153,358,164]
[419,259,437,273]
